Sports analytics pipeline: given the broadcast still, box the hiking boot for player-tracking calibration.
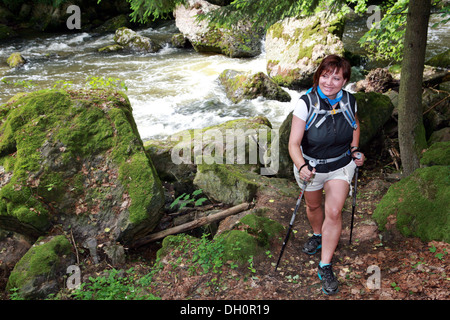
[318,264,339,295]
[302,234,322,255]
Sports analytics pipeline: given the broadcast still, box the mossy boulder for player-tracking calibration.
[174,0,262,58]
[373,165,450,243]
[194,164,259,205]
[194,163,298,205]
[6,235,75,299]
[422,88,450,139]
[6,52,26,68]
[156,212,283,267]
[426,49,450,69]
[113,27,161,53]
[216,213,284,263]
[144,116,273,186]
[0,89,165,245]
[353,91,395,147]
[420,141,450,167]
[265,12,345,89]
[98,44,125,53]
[219,69,291,103]
[428,127,450,144]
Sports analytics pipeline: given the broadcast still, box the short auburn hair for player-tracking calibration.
[312,55,351,91]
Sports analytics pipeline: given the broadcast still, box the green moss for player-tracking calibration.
[268,22,284,39]
[6,235,72,293]
[216,230,262,263]
[238,213,284,248]
[156,233,196,260]
[119,152,163,224]
[0,88,163,237]
[373,166,450,243]
[420,141,450,166]
[354,92,394,147]
[413,123,428,156]
[6,52,25,68]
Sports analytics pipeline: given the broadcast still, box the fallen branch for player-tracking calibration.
[130,202,251,248]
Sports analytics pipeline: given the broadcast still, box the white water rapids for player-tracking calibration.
[0,18,448,141]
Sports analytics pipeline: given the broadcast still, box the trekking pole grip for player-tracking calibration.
[352,152,362,165]
[308,159,317,171]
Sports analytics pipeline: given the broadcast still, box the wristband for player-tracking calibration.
[299,163,308,171]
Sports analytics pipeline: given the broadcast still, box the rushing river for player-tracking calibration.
[0,17,448,141]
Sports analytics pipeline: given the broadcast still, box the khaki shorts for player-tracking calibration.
[294,160,357,192]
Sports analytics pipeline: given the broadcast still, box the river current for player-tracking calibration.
[0,17,448,141]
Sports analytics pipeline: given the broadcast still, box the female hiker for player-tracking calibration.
[288,54,365,295]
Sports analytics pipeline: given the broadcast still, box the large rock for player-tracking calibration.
[422,88,450,139]
[145,116,275,186]
[426,49,450,69]
[373,165,449,243]
[6,235,75,299]
[0,89,165,245]
[113,27,161,53]
[420,141,450,167]
[265,12,345,89]
[219,69,291,103]
[145,116,297,205]
[174,0,262,58]
[353,91,395,147]
[6,52,26,68]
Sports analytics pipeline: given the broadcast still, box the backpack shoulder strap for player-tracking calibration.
[339,90,358,130]
[304,91,321,131]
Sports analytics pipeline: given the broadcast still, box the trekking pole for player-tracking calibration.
[349,152,362,244]
[275,160,316,271]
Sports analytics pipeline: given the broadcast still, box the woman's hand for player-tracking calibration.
[299,165,316,181]
[352,151,365,167]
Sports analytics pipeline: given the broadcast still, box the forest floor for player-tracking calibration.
[123,158,449,301]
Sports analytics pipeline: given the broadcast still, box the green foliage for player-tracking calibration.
[71,268,161,300]
[199,0,366,31]
[1,78,35,88]
[115,0,447,62]
[429,244,448,261]
[100,0,186,24]
[169,189,208,210]
[358,0,408,62]
[190,233,224,274]
[85,76,128,91]
[158,233,226,275]
[359,0,449,61]
[0,0,68,11]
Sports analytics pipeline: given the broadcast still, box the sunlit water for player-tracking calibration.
[0,18,448,141]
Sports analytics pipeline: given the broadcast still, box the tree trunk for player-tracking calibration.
[397,0,431,177]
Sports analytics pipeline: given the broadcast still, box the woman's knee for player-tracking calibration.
[305,190,323,212]
[325,206,343,221]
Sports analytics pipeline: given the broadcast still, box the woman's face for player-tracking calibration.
[318,68,347,99]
